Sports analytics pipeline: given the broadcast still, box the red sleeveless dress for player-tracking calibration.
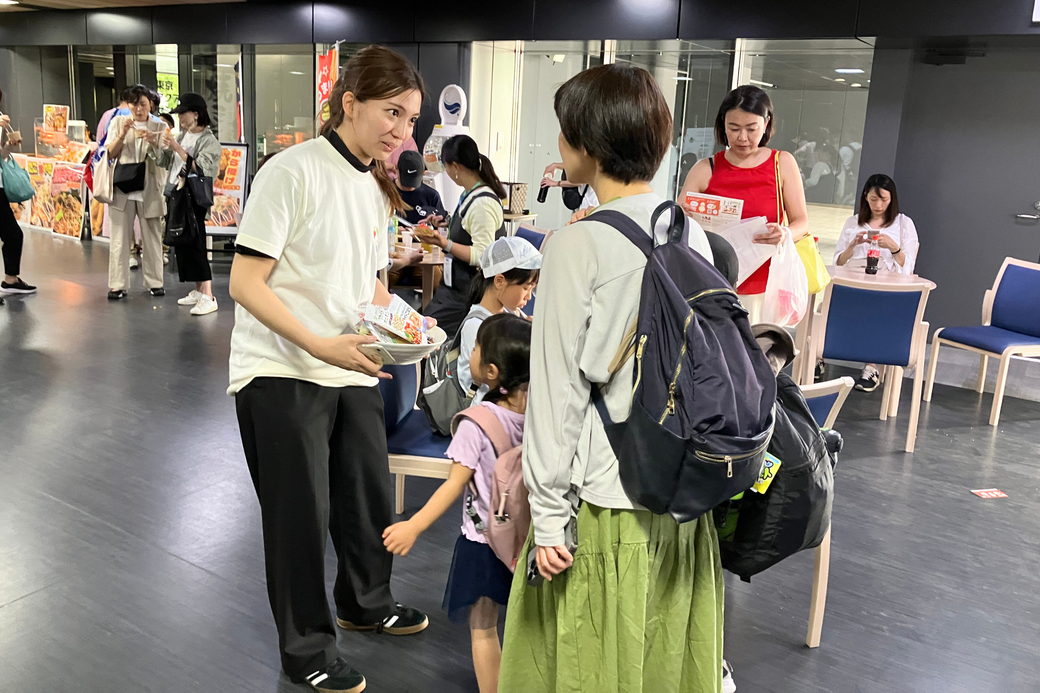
[704,150,783,295]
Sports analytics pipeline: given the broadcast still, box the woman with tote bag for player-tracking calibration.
[104,83,167,300]
[158,93,222,316]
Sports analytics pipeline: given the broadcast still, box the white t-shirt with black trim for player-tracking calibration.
[228,137,391,395]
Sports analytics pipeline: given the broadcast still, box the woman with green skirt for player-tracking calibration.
[499,63,725,693]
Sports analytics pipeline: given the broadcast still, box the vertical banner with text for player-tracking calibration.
[316,45,339,132]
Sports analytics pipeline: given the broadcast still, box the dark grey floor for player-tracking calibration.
[2,229,1040,693]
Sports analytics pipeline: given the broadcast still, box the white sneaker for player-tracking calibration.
[129,256,139,270]
[722,660,736,693]
[177,290,202,306]
[163,252,169,265]
[190,294,217,316]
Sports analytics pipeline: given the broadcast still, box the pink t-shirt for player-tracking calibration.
[388,138,418,179]
[445,402,525,543]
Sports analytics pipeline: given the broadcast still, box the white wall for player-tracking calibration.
[468,41,521,183]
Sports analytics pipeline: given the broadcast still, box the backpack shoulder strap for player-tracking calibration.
[708,155,715,173]
[461,189,501,216]
[452,405,513,457]
[584,209,655,258]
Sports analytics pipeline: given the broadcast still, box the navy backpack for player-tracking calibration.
[590,202,777,523]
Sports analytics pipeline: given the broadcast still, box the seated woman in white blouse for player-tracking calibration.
[834,173,920,392]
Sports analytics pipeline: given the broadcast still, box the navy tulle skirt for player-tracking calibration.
[442,534,514,623]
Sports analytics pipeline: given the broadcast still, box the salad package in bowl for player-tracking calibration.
[356,295,446,366]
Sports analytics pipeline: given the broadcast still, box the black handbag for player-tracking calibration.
[113,161,146,193]
[163,182,200,247]
[181,155,214,208]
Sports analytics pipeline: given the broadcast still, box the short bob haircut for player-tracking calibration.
[125,83,154,108]
[554,63,672,184]
[857,174,900,228]
[714,85,775,148]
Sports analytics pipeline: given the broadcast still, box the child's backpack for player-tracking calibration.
[418,307,488,436]
[718,372,839,581]
[587,202,777,523]
[451,405,530,572]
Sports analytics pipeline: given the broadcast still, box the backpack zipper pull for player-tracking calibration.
[726,456,733,478]
[637,334,648,358]
[666,383,677,416]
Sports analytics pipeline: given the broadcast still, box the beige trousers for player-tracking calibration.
[109,200,163,291]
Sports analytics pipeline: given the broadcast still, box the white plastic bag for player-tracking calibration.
[760,230,809,327]
[92,149,115,204]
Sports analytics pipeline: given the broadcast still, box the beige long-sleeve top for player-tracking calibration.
[524,193,713,546]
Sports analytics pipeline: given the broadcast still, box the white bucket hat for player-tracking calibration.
[479,236,543,277]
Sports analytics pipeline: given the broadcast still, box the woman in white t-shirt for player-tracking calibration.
[228,46,430,693]
[834,173,920,391]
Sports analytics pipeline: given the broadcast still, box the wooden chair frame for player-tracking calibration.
[924,257,1040,426]
[799,376,854,649]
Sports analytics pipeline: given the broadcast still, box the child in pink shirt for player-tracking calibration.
[383,313,531,693]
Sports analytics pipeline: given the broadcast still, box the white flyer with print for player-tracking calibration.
[683,191,743,233]
[712,216,775,287]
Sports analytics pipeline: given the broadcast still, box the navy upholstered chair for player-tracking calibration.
[924,257,1040,426]
[802,376,855,430]
[515,227,546,317]
[811,275,933,452]
[379,364,452,514]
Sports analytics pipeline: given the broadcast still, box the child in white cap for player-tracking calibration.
[456,236,542,404]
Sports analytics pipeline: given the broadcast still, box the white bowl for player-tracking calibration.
[359,325,447,366]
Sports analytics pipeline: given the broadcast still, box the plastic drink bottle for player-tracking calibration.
[866,235,881,275]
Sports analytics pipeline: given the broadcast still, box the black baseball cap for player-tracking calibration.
[398,150,425,189]
[171,92,209,117]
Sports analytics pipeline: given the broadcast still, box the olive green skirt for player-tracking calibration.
[499,503,724,693]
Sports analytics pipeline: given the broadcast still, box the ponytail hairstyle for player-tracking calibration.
[320,45,426,213]
[441,134,507,199]
[474,313,532,404]
[466,265,541,308]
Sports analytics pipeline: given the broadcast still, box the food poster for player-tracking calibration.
[50,162,86,237]
[208,144,247,232]
[26,158,54,228]
[43,105,69,133]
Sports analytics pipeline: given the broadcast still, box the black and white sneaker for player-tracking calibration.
[149,287,166,297]
[291,658,366,693]
[107,290,127,301]
[0,278,36,294]
[855,365,880,392]
[722,659,737,693]
[337,604,429,635]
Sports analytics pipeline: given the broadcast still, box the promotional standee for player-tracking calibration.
[208,143,248,234]
[422,84,469,212]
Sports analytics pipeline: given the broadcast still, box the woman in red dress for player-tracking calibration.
[679,85,809,322]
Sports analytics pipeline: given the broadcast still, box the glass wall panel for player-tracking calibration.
[186,44,246,144]
[615,40,734,200]
[254,44,314,157]
[516,41,604,230]
[735,39,873,251]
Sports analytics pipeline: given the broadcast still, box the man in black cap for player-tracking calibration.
[394,150,446,226]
